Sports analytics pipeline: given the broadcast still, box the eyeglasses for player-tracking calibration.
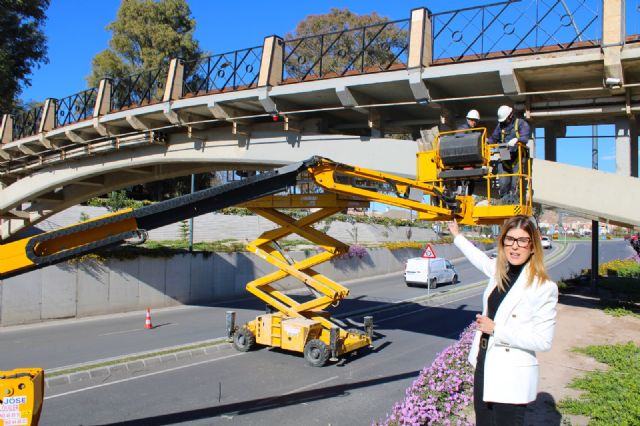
[503,236,531,248]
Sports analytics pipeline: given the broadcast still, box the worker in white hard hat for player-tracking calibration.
[487,105,531,203]
[457,109,481,130]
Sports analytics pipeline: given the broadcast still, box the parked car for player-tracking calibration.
[404,257,458,289]
[541,236,552,249]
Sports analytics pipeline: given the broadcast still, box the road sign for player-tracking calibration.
[421,243,437,259]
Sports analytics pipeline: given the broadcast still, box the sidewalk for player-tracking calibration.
[527,293,640,425]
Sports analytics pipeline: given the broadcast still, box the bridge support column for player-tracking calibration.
[163,58,184,102]
[615,117,635,176]
[407,8,433,104]
[543,123,562,162]
[408,8,432,69]
[93,79,112,117]
[1,114,12,144]
[602,0,625,86]
[631,116,638,178]
[38,99,56,134]
[258,36,283,88]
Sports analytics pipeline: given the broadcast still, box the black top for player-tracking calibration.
[487,262,525,320]
[480,262,526,343]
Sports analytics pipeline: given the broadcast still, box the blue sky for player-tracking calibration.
[19,0,639,173]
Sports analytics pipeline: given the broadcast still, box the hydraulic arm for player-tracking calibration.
[0,160,309,279]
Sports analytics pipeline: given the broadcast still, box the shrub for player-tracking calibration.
[376,324,476,426]
[382,242,425,250]
[599,259,640,278]
[341,244,367,259]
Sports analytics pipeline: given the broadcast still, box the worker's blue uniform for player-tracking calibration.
[488,117,531,201]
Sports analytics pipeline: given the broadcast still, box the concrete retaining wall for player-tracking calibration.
[0,244,466,327]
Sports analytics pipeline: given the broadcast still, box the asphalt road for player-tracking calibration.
[1,240,633,425]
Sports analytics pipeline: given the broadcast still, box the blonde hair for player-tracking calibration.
[495,215,550,291]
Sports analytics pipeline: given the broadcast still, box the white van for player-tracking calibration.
[404,257,458,289]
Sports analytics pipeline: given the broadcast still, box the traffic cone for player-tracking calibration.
[144,307,153,329]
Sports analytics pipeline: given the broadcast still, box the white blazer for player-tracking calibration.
[454,235,558,404]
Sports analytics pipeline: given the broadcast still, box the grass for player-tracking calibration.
[558,342,640,425]
[601,303,640,319]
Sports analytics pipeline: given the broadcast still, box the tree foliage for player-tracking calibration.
[87,0,201,86]
[284,8,408,80]
[0,0,49,113]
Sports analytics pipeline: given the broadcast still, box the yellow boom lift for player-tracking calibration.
[229,129,531,366]
[0,129,530,422]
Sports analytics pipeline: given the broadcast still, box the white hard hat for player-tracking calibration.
[466,109,480,120]
[497,105,513,122]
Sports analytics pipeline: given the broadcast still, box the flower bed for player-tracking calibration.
[375,323,476,426]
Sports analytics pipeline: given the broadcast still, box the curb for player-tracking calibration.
[45,340,231,389]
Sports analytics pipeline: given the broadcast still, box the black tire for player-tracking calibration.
[429,278,437,289]
[232,327,255,352]
[452,274,458,284]
[304,339,330,367]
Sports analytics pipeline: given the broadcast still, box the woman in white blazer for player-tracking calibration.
[449,215,558,426]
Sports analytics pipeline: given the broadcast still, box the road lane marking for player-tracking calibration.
[99,328,145,336]
[100,323,178,336]
[44,352,243,400]
[284,376,339,395]
[376,291,484,323]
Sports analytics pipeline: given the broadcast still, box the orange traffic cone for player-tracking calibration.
[144,308,153,329]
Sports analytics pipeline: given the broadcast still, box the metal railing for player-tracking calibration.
[183,46,263,96]
[432,0,601,63]
[55,87,98,127]
[12,105,44,140]
[110,63,170,111]
[283,19,410,83]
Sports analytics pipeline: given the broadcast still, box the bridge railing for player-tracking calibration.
[282,18,410,83]
[55,87,98,127]
[183,46,263,96]
[110,63,170,111]
[432,0,601,63]
[12,105,44,140]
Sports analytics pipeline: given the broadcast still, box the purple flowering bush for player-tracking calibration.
[375,323,477,426]
[341,244,367,259]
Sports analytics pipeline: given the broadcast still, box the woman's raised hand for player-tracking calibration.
[448,219,460,237]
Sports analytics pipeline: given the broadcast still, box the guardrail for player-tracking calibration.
[432,0,601,63]
[283,18,410,83]
[110,63,170,111]
[183,46,263,96]
[55,87,98,127]
[12,105,44,140]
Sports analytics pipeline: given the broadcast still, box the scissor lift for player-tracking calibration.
[229,134,532,365]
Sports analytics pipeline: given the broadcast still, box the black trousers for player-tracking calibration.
[474,337,527,426]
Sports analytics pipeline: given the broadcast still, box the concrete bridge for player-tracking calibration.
[1,0,639,239]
